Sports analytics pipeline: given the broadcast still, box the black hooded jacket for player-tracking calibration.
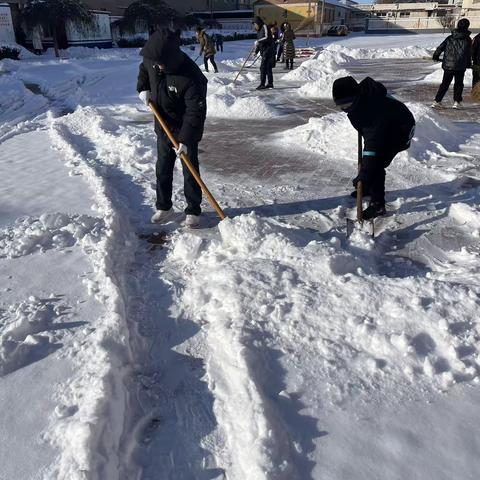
[253,17,275,58]
[473,33,480,66]
[137,30,208,144]
[347,77,415,155]
[433,29,472,71]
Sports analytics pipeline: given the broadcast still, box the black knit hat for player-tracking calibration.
[253,16,264,28]
[457,18,470,32]
[332,76,360,105]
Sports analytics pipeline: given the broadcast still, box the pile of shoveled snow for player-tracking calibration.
[205,71,280,118]
[167,213,480,478]
[282,47,351,98]
[276,102,477,164]
[283,43,435,99]
[326,43,433,60]
[423,64,474,84]
[0,213,104,259]
[0,76,48,124]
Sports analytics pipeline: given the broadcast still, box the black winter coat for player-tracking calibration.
[137,32,208,144]
[473,33,480,66]
[433,30,472,71]
[255,23,275,58]
[347,77,415,155]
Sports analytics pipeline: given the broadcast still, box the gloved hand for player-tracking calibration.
[352,170,368,188]
[138,90,151,106]
[173,143,188,158]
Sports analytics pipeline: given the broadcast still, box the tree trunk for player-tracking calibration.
[53,25,59,58]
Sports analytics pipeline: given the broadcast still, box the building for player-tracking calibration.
[356,1,480,33]
[253,0,357,35]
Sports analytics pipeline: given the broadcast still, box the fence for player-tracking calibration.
[365,16,480,34]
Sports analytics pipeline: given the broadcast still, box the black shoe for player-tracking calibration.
[265,84,274,89]
[214,69,218,73]
[362,202,386,220]
[256,85,267,90]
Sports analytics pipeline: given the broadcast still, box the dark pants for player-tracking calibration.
[156,135,202,215]
[362,151,397,205]
[204,55,218,72]
[286,59,293,70]
[276,44,284,62]
[260,55,274,86]
[217,43,223,52]
[435,70,465,103]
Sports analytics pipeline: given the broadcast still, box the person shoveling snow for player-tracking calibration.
[431,18,472,109]
[137,29,208,228]
[253,16,276,90]
[332,76,415,220]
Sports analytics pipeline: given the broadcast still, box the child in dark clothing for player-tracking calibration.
[332,76,416,219]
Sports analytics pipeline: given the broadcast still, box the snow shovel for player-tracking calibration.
[148,101,226,221]
[233,43,256,85]
[247,54,260,69]
[346,132,375,238]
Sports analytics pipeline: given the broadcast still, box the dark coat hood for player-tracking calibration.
[140,30,184,72]
[358,76,387,98]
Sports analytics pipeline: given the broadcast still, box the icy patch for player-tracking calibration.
[0,213,105,259]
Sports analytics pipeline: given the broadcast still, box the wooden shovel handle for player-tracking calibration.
[357,131,363,223]
[148,101,226,221]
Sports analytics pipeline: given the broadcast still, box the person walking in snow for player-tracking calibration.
[196,26,218,73]
[472,32,480,99]
[283,22,296,70]
[276,23,286,63]
[32,25,43,55]
[332,76,416,220]
[137,29,208,227]
[432,18,472,109]
[215,33,224,53]
[253,16,275,90]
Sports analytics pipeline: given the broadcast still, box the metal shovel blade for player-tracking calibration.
[346,218,375,238]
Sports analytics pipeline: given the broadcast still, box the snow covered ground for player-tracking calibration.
[1,34,480,479]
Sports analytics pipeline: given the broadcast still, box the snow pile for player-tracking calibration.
[277,101,476,164]
[277,111,356,160]
[0,213,104,259]
[40,108,138,479]
[281,43,433,99]
[0,297,68,377]
[327,43,433,60]
[206,76,280,118]
[283,47,351,98]
[168,213,480,477]
[423,64,473,84]
[0,76,48,124]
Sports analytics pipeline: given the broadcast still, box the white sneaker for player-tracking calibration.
[431,101,442,108]
[452,101,462,109]
[185,214,200,228]
[151,208,174,224]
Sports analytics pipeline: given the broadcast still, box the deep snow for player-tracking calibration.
[1,34,480,480]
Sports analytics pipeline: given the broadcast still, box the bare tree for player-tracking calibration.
[437,13,455,33]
